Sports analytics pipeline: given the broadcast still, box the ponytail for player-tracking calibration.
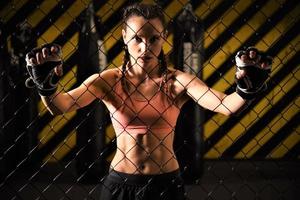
[121,46,130,91]
[158,50,168,93]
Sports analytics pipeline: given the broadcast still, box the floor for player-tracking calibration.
[1,160,299,200]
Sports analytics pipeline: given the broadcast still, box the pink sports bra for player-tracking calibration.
[110,77,181,135]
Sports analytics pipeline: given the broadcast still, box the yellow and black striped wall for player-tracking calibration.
[1,0,299,164]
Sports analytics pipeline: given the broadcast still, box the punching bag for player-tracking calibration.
[173,3,204,184]
[76,2,109,183]
[0,20,7,179]
[1,21,38,177]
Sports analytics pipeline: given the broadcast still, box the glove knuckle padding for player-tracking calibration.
[246,46,259,56]
[235,50,247,67]
[25,43,63,96]
[235,47,272,100]
[237,66,269,90]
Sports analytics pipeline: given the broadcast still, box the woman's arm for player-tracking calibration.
[174,47,272,116]
[176,72,245,116]
[41,71,113,115]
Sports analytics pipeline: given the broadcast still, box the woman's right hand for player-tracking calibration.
[235,47,272,100]
[25,43,63,96]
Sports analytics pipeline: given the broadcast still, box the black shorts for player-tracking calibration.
[99,169,187,200]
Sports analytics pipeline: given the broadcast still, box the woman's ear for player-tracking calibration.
[162,30,168,40]
[122,29,127,44]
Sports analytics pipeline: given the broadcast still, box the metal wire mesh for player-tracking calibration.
[0,0,299,199]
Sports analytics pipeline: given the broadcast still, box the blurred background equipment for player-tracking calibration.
[1,19,38,180]
[75,1,110,183]
[173,3,205,184]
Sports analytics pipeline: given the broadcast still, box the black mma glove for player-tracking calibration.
[25,43,63,96]
[235,47,272,100]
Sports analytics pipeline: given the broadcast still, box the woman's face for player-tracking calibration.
[122,16,166,72]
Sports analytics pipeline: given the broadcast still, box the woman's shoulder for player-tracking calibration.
[167,68,206,90]
[100,67,122,77]
[167,68,195,81]
[94,67,122,83]
[83,67,122,89]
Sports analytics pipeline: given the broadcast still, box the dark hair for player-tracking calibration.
[121,3,168,91]
[122,3,166,29]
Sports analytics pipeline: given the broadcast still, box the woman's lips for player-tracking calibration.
[139,56,152,62]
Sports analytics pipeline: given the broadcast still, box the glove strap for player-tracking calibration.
[25,76,59,96]
[236,83,267,100]
[25,61,61,96]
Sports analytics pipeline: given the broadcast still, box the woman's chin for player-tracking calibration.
[137,59,151,68]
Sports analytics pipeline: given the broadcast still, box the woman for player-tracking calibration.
[25,3,271,200]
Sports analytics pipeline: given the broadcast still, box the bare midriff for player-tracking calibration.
[104,70,182,175]
[110,130,179,174]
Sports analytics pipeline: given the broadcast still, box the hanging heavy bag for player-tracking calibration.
[173,3,204,184]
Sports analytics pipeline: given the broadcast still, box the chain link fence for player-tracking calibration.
[0,0,299,199]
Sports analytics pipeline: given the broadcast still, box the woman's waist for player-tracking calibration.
[110,160,180,175]
[111,150,179,175]
[105,168,182,185]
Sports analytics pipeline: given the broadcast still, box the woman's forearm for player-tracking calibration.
[41,92,78,115]
[218,92,246,116]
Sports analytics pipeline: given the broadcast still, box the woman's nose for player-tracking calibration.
[140,41,150,53]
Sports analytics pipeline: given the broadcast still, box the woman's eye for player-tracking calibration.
[134,36,142,43]
[150,36,159,43]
